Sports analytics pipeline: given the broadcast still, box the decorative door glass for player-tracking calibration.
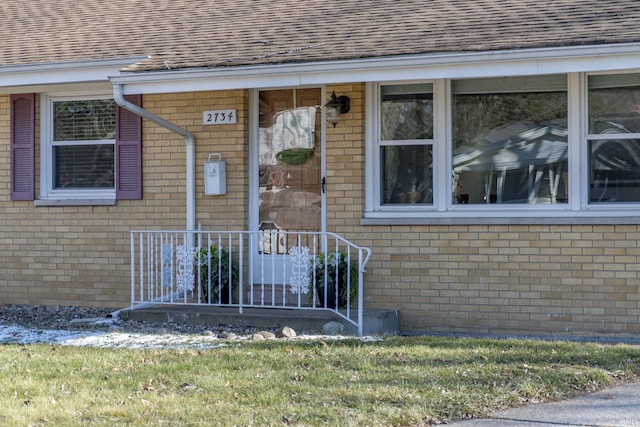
[258,89,322,254]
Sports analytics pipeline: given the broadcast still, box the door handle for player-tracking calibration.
[321,176,326,194]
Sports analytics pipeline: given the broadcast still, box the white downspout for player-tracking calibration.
[112,84,196,231]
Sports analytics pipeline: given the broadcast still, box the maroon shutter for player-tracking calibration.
[10,94,35,201]
[115,94,143,200]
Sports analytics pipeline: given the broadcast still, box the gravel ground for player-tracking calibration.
[0,304,256,334]
[0,305,301,349]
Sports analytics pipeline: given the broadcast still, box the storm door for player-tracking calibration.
[252,88,324,287]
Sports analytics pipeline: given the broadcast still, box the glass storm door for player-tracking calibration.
[254,88,324,285]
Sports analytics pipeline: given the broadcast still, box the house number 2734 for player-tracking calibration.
[202,109,237,125]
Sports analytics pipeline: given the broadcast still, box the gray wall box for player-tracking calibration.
[204,153,226,195]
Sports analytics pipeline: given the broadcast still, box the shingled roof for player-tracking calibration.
[2,0,639,72]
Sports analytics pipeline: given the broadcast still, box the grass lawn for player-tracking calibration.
[1,336,639,426]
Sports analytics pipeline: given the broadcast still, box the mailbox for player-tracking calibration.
[204,153,226,195]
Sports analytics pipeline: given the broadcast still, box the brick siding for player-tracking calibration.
[1,85,639,339]
[327,83,640,339]
[0,90,247,308]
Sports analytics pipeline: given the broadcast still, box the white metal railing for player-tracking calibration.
[130,229,372,335]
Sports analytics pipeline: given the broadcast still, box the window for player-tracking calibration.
[41,94,115,200]
[33,93,142,203]
[377,83,434,206]
[52,98,116,189]
[366,72,640,222]
[452,76,568,205]
[587,74,640,203]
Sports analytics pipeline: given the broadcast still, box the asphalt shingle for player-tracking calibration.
[0,0,638,72]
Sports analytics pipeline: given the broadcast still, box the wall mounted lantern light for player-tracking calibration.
[325,91,350,127]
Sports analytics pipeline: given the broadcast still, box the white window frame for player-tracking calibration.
[366,80,446,217]
[583,71,640,209]
[365,71,640,223]
[39,92,116,202]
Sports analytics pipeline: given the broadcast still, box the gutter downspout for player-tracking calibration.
[113,84,196,231]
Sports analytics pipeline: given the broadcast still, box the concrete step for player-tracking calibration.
[119,305,399,336]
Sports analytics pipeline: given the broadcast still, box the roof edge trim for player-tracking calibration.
[110,43,640,94]
[0,56,149,91]
[0,56,149,74]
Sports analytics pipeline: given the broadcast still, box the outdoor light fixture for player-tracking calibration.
[325,91,350,127]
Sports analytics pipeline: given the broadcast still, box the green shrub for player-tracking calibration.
[198,245,239,304]
[312,251,359,309]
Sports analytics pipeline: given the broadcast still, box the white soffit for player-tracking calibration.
[112,44,640,95]
[0,56,148,94]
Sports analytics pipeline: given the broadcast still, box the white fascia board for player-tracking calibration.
[111,43,640,94]
[0,56,147,94]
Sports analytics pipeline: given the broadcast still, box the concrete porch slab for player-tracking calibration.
[118,305,399,336]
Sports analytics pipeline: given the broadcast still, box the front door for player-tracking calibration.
[251,88,324,285]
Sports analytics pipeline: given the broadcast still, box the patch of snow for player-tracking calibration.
[0,325,229,349]
[0,316,385,349]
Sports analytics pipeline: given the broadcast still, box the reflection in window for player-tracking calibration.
[54,145,114,188]
[379,84,434,205]
[452,76,568,204]
[590,139,640,202]
[51,98,116,190]
[381,145,433,204]
[588,74,640,203]
[257,89,321,246]
[54,100,115,141]
[381,84,433,140]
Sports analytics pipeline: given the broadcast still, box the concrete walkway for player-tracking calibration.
[447,381,640,426]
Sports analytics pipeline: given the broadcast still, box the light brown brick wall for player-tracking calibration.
[0,90,248,308]
[325,84,365,232]
[360,224,640,338]
[2,84,640,339]
[327,83,640,339]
